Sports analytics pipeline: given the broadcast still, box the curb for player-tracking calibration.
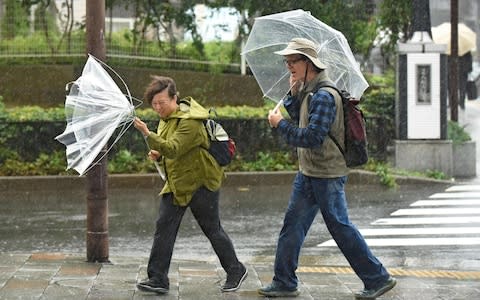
[0,170,454,192]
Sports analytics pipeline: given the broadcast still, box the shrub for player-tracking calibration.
[0,95,6,119]
[362,71,395,120]
[447,120,471,145]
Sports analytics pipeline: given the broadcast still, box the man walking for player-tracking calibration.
[258,38,396,299]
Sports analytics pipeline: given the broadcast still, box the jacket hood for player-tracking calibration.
[167,96,209,120]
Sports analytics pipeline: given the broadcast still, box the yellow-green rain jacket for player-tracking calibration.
[145,97,223,206]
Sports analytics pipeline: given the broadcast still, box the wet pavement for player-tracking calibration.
[0,177,451,259]
[1,173,480,299]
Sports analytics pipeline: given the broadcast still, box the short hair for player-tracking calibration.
[143,75,178,105]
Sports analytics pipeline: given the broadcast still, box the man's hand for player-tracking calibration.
[268,109,283,128]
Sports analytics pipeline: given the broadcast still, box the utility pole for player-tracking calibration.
[450,0,459,122]
[85,0,109,263]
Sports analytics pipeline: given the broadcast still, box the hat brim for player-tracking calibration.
[274,49,327,69]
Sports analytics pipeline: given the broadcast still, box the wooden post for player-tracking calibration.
[85,0,109,263]
[449,0,459,122]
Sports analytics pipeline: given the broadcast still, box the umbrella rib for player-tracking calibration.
[80,118,135,176]
[262,72,290,101]
[89,54,135,106]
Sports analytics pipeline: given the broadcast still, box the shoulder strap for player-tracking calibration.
[314,80,340,94]
[312,81,346,156]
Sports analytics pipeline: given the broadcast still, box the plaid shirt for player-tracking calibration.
[277,89,336,148]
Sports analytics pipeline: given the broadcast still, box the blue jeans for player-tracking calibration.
[273,172,389,290]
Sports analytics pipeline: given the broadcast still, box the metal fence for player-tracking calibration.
[0,3,241,73]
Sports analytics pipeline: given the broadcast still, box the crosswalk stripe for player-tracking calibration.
[430,192,480,199]
[358,227,480,236]
[391,208,480,215]
[318,237,480,247]
[372,216,480,225]
[411,199,480,206]
[446,185,480,192]
[318,184,480,247]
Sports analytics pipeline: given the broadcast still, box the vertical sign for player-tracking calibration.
[407,53,441,139]
[416,65,431,104]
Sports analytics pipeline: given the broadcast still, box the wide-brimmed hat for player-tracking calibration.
[274,37,326,69]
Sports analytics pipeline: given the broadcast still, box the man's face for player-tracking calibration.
[283,54,307,82]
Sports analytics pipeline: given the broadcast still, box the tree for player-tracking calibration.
[106,0,129,43]
[18,0,76,54]
[208,0,377,62]
[119,0,204,58]
[376,0,412,66]
[1,0,29,39]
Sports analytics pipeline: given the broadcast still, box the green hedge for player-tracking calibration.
[0,98,300,175]
[0,73,399,176]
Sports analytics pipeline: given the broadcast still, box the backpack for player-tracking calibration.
[176,98,236,167]
[203,117,236,166]
[316,82,368,168]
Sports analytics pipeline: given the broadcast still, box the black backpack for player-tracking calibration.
[176,98,236,167]
[203,117,236,166]
[315,82,368,168]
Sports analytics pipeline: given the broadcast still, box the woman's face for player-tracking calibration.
[151,89,178,118]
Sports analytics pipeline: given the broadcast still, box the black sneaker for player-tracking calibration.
[258,282,300,297]
[354,277,396,299]
[137,278,169,294]
[221,263,248,292]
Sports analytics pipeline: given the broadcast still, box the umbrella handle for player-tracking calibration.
[143,136,166,180]
[153,161,166,181]
[273,99,284,112]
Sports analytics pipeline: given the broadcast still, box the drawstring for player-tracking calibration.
[303,60,309,83]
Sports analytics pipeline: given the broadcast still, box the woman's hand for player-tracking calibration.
[133,117,150,137]
[148,150,160,161]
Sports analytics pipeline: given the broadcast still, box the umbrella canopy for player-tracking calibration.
[241,9,368,102]
[55,55,135,176]
[432,22,477,56]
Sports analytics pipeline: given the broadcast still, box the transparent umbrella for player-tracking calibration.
[55,55,136,176]
[242,9,368,105]
[55,55,165,177]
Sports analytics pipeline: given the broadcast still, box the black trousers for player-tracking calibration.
[146,186,241,287]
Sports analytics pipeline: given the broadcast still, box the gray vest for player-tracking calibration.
[297,73,349,178]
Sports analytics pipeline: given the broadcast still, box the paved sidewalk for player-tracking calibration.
[1,252,479,299]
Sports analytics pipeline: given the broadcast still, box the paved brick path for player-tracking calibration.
[1,252,479,299]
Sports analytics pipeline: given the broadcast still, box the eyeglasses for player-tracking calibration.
[283,57,305,66]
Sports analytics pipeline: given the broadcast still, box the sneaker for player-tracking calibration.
[221,263,248,292]
[354,277,396,299]
[136,278,169,294]
[258,282,300,297]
